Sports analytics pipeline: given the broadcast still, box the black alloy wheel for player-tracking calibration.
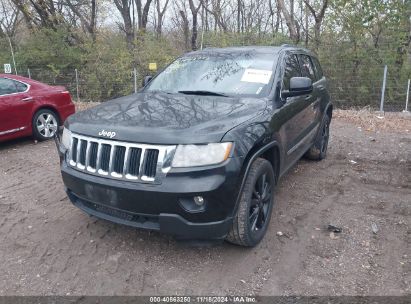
[226,158,275,247]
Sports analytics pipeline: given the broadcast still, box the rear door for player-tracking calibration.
[298,54,321,128]
[311,56,330,109]
[288,54,322,148]
[0,78,33,138]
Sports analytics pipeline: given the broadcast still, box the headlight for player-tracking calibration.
[171,142,233,168]
[61,127,72,150]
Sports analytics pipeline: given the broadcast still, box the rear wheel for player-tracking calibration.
[226,158,275,247]
[32,109,59,141]
[305,115,330,160]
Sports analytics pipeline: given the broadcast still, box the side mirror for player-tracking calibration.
[143,75,153,87]
[282,77,313,98]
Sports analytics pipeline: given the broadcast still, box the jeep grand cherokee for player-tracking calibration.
[55,45,332,247]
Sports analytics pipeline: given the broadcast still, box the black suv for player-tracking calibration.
[55,45,332,247]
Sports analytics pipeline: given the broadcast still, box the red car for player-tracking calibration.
[0,74,75,142]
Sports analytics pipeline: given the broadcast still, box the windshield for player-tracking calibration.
[145,51,277,97]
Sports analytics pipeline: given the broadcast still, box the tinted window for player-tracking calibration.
[15,81,28,92]
[299,55,316,82]
[282,54,301,90]
[0,78,18,95]
[312,56,323,80]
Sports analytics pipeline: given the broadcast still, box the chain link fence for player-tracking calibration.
[10,64,411,112]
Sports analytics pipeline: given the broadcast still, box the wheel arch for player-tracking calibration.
[232,141,281,217]
[259,145,280,185]
[33,105,62,125]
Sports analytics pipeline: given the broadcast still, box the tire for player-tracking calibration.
[226,158,275,247]
[305,114,331,161]
[32,109,60,141]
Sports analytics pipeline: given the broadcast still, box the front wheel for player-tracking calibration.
[32,109,60,141]
[226,158,275,247]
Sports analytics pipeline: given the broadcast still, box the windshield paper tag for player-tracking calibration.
[241,69,272,84]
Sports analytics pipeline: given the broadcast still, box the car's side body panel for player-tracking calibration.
[0,74,75,142]
[224,47,332,212]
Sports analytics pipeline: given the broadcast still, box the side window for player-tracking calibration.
[0,78,18,96]
[282,54,301,91]
[298,55,316,82]
[14,81,28,92]
[312,56,323,80]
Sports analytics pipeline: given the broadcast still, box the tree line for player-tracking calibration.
[0,0,410,108]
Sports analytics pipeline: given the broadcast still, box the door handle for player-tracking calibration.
[21,97,33,102]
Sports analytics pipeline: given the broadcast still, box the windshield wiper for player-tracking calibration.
[178,90,229,97]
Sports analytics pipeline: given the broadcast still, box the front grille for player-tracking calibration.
[67,133,176,184]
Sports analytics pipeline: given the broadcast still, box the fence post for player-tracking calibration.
[133,67,137,93]
[75,68,80,103]
[404,79,410,113]
[27,68,31,79]
[380,65,387,112]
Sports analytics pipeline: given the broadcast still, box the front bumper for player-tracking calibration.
[56,136,243,240]
[67,190,233,239]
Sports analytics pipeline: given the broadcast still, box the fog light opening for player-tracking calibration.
[193,196,204,206]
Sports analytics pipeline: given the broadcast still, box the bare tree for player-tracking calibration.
[188,0,201,50]
[10,0,65,29]
[114,0,134,49]
[277,0,300,43]
[268,0,280,34]
[303,0,329,49]
[0,0,20,37]
[135,0,153,31]
[179,9,190,50]
[65,0,97,41]
[155,0,169,36]
[200,0,228,32]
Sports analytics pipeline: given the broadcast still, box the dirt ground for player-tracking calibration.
[0,109,410,296]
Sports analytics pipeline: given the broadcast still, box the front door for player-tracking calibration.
[276,53,317,168]
[0,78,32,138]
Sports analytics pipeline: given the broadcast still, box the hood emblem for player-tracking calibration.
[99,130,116,139]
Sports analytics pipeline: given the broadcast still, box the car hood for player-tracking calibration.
[66,92,267,144]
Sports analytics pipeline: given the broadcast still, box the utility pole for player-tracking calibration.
[5,33,17,75]
[200,24,205,50]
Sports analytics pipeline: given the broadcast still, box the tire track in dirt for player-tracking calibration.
[0,120,409,296]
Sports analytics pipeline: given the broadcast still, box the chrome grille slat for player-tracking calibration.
[75,139,81,168]
[108,145,116,174]
[67,132,176,184]
[138,148,147,179]
[122,146,130,176]
[85,140,91,168]
[95,142,102,172]
[77,139,85,169]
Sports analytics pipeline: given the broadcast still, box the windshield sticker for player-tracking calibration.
[241,69,272,84]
